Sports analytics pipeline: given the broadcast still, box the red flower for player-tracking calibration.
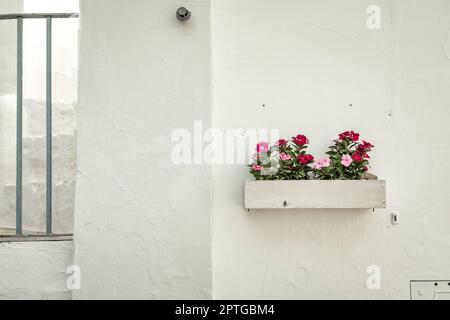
[292,134,308,146]
[351,152,363,162]
[298,153,314,164]
[362,140,374,150]
[363,166,369,172]
[338,131,349,140]
[276,139,288,146]
[339,130,360,141]
[358,140,374,151]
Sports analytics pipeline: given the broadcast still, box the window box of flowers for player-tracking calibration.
[245,131,386,209]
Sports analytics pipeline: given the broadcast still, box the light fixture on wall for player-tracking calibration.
[176,7,191,21]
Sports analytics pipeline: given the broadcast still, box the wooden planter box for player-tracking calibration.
[244,180,386,209]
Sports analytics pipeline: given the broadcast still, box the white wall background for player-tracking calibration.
[212,0,450,299]
[0,241,73,299]
[74,0,212,299]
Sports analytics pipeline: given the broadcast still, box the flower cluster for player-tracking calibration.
[249,134,314,180]
[249,131,374,180]
[320,131,374,180]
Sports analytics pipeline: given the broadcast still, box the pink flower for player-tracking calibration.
[320,157,331,168]
[279,152,291,161]
[340,154,353,167]
[252,163,263,171]
[256,142,269,153]
[313,159,323,170]
[313,157,331,169]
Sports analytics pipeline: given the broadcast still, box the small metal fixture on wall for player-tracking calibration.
[176,7,191,21]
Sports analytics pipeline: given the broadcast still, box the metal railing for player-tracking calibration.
[0,13,79,236]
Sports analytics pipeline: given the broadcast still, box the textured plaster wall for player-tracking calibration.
[212,0,450,299]
[74,0,212,299]
[0,241,73,300]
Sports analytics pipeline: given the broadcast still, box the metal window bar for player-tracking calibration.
[0,13,79,236]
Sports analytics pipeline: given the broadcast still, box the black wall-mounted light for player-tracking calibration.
[176,7,191,21]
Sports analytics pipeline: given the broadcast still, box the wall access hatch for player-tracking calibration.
[411,281,450,300]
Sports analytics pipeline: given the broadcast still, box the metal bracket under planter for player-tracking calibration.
[244,180,386,210]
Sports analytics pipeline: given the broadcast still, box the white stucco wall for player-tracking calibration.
[0,241,73,300]
[212,0,450,299]
[74,0,212,299]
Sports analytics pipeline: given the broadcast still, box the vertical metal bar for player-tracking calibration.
[16,17,23,235]
[46,16,52,234]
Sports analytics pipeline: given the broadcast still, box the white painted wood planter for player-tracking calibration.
[244,180,386,209]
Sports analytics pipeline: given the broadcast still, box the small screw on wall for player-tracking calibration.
[176,7,191,21]
[391,212,399,225]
